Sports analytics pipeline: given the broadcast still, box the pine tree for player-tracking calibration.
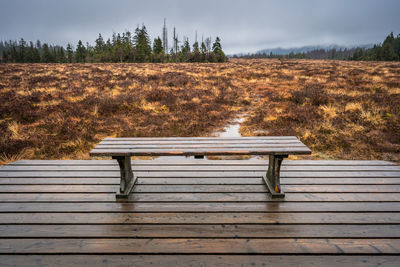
[19,38,26,62]
[94,33,104,62]
[105,38,112,62]
[153,37,163,55]
[152,37,163,62]
[36,40,42,50]
[192,41,200,62]
[212,37,222,52]
[212,37,226,62]
[394,34,400,58]
[200,42,207,61]
[33,46,41,62]
[75,40,86,63]
[111,32,117,46]
[66,44,73,63]
[10,44,18,63]
[95,33,105,51]
[42,43,54,62]
[25,41,35,62]
[2,50,8,63]
[133,25,152,62]
[122,31,133,62]
[57,47,66,62]
[382,42,398,61]
[180,38,191,62]
[383,32,395,46]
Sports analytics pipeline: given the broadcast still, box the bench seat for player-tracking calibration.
[90,137,311,199]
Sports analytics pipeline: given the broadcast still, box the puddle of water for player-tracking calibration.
[209,115,264,160]
[213,117,245,138]
[150,114,264,161]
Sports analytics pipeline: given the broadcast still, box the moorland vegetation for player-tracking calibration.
[0,59,399,164]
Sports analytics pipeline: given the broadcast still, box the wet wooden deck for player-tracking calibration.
[0,159,400,266]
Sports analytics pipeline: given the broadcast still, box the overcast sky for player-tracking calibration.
[1,0,399,54]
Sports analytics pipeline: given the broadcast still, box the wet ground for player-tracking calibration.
[213,117,245,138]
[151,114,263,161]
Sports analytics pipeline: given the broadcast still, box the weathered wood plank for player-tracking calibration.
[0,177,398,185]
[1,225,399,238]
[0,255,398,267]
[0,178,121,185]
[98,140,305,144]
[3,165,400,171]
[0,193,399,202]
[2,171,400,178]
[1,159,400,261]
[9,160,396,166]
[94,144,307,149]
[133,184,400,193]
[2,177,400,185]
[0,184,267,193]
[1,212,398,224]
[282,185,400,193]
[1,238,399,254]
[1,184,399,193]
[90,147,312,156]
[104,136,299,141]
[0,202,398,212]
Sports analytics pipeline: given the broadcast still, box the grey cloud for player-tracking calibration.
[0,0,399,54]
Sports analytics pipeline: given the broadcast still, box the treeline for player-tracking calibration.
[236,47,360,60]
[0,25,227,63]
[235,32,400,61]
[351,32,400,61]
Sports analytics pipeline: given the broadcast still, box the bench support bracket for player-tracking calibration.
[263,154,287,198]
[113,156,137,199]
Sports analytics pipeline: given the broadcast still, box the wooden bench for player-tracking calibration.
[90,136,311,199]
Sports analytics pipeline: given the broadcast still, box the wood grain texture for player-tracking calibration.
[0,193,399,202]
[0,202,398,212]
[2,184,399,193]
[1,212,399,224]
[1,159,400,262]
[9,159,396,165]
[3,165,400,171]
[2,171,400,178]
[1,255,399,267]
[103,136,300,140]
[90,136,311,156]
[1,224,399,238]
[90,147,312,156]
[1,238,400,254]
[2,177,400,185]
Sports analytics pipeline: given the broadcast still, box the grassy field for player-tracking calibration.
[0,59,399,163]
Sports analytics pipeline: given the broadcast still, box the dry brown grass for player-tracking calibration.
[0,59,399,163]
[0,63,248,163]
[236,59,400,162]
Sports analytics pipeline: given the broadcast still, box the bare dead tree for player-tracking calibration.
[162,18,168,54]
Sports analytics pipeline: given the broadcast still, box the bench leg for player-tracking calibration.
[113,156,137,199]
[263,154,288,198]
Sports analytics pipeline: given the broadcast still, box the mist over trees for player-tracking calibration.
[236,32,400,61]
[0,24,227,63]
[351,32,400,61]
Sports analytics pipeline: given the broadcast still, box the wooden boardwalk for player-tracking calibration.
[0,159,400,266]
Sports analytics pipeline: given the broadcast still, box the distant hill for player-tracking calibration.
[229,44,376,60]
[255,44,374,56]
[233,32,400,61]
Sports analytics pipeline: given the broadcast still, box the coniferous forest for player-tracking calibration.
[0,24,227,63]
[236,32,400,61]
